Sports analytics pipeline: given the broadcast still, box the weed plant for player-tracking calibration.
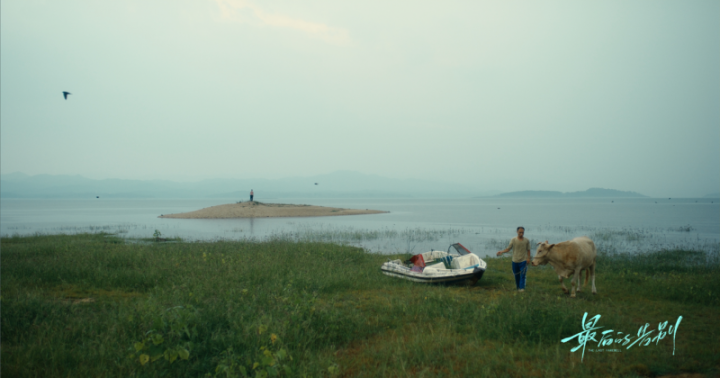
[1,233,718,377]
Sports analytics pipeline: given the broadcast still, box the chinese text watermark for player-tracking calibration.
[561,312,682,361]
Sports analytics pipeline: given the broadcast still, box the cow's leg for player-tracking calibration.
[559,275,568,294]
[590,261,597,294]
[577,269,583,292]
[570,269,581,298]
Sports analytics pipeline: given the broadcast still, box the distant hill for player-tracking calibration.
[495,190,564,198]
[496,188,647,198]
[0,171,487,199]
[704,192,720,198]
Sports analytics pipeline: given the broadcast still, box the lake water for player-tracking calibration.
[1,197,718,257]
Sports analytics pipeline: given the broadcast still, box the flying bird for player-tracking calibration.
[63,91,71,100]
[314,183,318,185]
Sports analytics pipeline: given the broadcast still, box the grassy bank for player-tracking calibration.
[1,233,718,377]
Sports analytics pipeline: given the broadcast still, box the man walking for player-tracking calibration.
[496,227,531,292]
[250,189,254,202]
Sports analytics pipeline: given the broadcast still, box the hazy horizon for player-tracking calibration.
[4,169,718,199]
[2,0,718,198]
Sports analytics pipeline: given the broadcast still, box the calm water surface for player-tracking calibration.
[1,197,718,256]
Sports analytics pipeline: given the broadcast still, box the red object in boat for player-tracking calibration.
[409,254,426,268]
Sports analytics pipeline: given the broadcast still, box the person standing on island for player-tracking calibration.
[496,226,531,292]
[250,189,254,202]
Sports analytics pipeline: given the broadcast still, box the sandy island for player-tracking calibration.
[159,202,388,219]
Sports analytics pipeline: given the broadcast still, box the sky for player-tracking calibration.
[1,0,718,197]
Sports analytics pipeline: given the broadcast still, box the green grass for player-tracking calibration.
[1,233,718,377]
[266,226,466,244]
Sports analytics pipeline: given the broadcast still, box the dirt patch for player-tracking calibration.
[52,284,143,304]
[71,297,95,304]
[159,201,388,219]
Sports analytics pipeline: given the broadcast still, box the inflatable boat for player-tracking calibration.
[381,243,487,284]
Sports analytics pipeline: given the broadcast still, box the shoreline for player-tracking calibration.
[158,201,388,219]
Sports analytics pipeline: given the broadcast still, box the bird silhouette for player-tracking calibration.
[63,91,71,100]
[314,183,318,185]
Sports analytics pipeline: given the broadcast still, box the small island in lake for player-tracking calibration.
[159,201,388,219]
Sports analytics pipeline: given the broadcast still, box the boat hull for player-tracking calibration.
[381,261,486,284]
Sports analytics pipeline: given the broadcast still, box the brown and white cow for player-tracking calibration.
[531,236,597,297]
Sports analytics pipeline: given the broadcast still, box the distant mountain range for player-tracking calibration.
[3,172,706,199]
[0,171,499,199]
[495,188,647,198]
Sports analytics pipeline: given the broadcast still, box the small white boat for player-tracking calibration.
[381,243,487,284]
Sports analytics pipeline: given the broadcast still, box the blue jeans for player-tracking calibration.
[512,261,527,290]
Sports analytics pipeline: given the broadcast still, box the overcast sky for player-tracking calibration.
[1,0,718,197]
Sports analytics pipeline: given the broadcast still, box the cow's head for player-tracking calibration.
[531,240,555,266]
